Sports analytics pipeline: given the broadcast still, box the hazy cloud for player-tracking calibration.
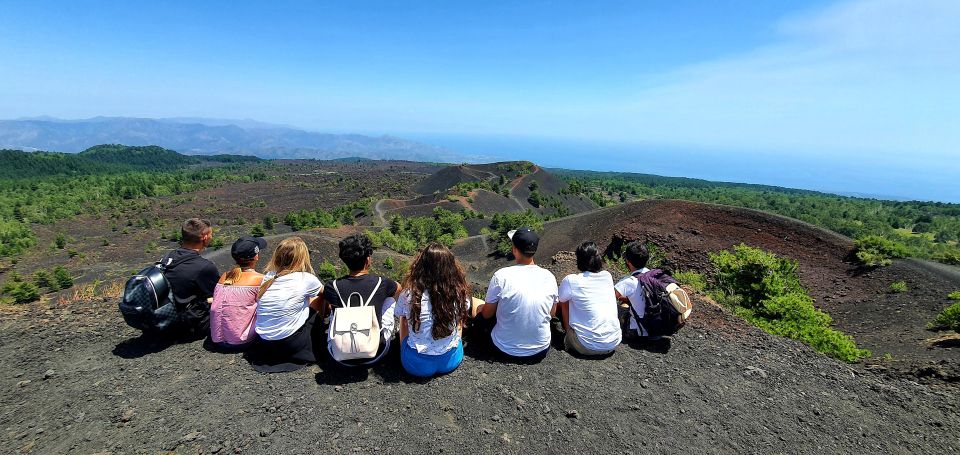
[553,0,960,162]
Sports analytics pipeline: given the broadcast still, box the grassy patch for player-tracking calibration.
[710,244,870,362]
[889,281,908,293]
[929,302,960,333]
[673,270,706,293]
[854,235,909,267]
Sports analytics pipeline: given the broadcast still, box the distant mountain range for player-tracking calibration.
[0,116,481,162]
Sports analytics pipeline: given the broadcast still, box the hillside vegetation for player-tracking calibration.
[558,170,960,265]
[0,146,269,260]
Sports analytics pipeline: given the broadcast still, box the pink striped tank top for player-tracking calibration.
[210,283,260,345]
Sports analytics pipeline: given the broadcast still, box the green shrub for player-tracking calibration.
[366,229,417,255]
[527,190,543,208]
[673,270,706,293]
[854,235,909,267]
[367,208,468,255]
[284,199,373,231]
[889,281,908,293]
[210,237,225,250]
[0,221,37,258]
[33,269,60,291]
[53,266,73,289]
[711,244,803,308]
[315,260,342,282]
[929,302,960,333]
[374,259,409,283]
[7,282,41,304]
[935,251,960,266]
[487,210,544,256]
[251,224,266,237]
[949,291,960,301]
[33,269,52,288]
[2,273,41,304]
[54,233,67,249]
[710,244,870,362]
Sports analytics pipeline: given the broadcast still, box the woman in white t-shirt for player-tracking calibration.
[557,241,622,356]
[250,236,324,372]
[395,243,471,377]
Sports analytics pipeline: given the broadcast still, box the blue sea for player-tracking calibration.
[409,134,960,204]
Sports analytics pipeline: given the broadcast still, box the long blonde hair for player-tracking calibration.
[258,236,314,298]
[266,236,314,274]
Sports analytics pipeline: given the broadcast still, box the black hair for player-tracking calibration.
[181,218,211,244]
[338,234,374,272]
[623,241,649,270]
[575,241,603,273]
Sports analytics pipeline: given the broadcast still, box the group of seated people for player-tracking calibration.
[159,218,657,376]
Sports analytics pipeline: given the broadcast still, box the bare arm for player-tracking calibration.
[558,301,569,330]
[399,316,408,340]
[308,294,324,312]
[479,301,498,319]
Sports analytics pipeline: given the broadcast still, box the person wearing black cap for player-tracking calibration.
[472,227,558,362]
[209,236,267,348]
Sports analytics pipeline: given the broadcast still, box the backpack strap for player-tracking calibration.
[332,277,382,308]
[626,271,648,336]
[364,277,383,306]
[158,250,201,272]
[626,289,646,336]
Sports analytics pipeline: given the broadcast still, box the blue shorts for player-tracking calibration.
[400,337,464,378]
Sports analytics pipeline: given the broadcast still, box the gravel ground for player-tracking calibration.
[1,296,957,454]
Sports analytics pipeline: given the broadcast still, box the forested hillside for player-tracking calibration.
[0,146,270,259]
[557,169,960,265]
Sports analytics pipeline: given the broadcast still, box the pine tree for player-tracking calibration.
[53,266,73,289]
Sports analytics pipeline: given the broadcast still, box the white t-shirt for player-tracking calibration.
[255,272,323,341]
[614,268,650,336]
[395,290,464,355]
[485,264,558,357]
[558,271,622,352]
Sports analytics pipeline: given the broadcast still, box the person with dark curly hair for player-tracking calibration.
[318,233,401,366]
[395,243,472,377]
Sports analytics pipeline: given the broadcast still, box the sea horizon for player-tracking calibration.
[407,133,960,204]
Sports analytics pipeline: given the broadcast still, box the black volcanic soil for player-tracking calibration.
[1,294,958,454]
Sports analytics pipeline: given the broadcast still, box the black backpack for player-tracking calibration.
[118,253,194,332]
[627,269,693,337]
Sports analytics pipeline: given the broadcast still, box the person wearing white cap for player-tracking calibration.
[472,227,558,362]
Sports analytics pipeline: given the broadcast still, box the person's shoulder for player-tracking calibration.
[560,273,579,284]
[536,265,558,279]
[615,274,637,286]
[374,273,397,286]
[291,271,320,282]
[594,270,613,280]
[199,256,218,271]
[492,266,514,279]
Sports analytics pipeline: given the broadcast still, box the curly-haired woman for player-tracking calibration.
[395,242,472,377]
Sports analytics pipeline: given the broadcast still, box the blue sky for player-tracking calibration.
[1,0,958,193]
